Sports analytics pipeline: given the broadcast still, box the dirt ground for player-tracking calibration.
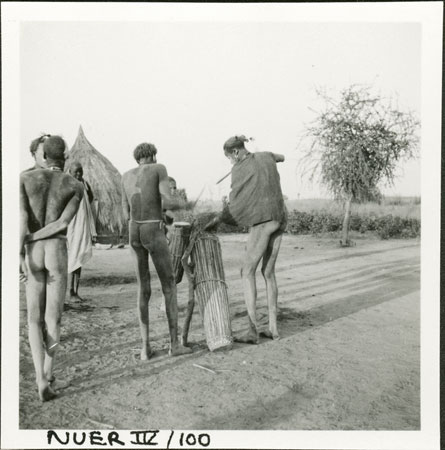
[19,233,420,430]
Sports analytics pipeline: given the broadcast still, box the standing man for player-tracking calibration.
[211,135,287,344]
[20,136,84,401]
[67,162,97,302]
[121,143,192,360]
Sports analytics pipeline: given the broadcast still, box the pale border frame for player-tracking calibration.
[1,2,442,449]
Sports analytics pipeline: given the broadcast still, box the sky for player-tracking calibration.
[20,21,421,200]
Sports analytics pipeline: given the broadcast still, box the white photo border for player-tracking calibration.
[1,2,442,449]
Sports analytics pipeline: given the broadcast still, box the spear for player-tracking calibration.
[216,170,232,185]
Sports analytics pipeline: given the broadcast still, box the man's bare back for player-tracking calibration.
[21,170,83,234]
[122,163,178,222]
[121,143,191,359]
[20,136,83,402]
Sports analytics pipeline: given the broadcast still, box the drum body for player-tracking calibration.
[168,222,191,284]
[191,233,233,351]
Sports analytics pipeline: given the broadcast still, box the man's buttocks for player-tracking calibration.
[25,238,68,272]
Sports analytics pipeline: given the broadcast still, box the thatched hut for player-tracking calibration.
[67,126,125,237]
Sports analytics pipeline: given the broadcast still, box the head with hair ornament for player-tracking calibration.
[223,135,250,165]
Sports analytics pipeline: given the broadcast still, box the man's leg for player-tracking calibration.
[260,228,283,340]
[130,243,152,360]
[129,221,154,360]
[143,225,191,356]
[43,239,68,393]
[236,220,281,344]
[25,242,56,401]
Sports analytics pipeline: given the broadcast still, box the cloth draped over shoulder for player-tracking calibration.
[229,152,287,228]
[67,181,97,273]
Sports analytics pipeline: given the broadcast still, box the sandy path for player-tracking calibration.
[19,234,420,430]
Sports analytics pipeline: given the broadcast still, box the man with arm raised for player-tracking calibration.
[206,135,287,344]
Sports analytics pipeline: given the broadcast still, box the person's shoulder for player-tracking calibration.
[20,167,46,182]
[123,166,138,176]
[140,163,167,175]
[122,166,140,182]
[256,151,280,164]
[141,163,166,171]
[255,151,274,158]
[61,172,77,183]
[20,169,32,180]
[20,171,29,184]
[21,166,37,174]
[61,173,83,190]
[154,163,167,172]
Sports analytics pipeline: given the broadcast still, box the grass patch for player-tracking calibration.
[285,197,420,220]
[212,197,421,239]
[285,199,420,239]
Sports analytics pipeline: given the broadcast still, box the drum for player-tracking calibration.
[168,222,191,284]
[190,232,233,351]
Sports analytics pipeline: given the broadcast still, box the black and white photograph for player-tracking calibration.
[1,2,442,449]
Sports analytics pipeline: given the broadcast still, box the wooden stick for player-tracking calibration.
[191,186,206,210]
[192,363,217,375]
[216,170,232,185]
[86,418,115,429]
[181,233,198,346]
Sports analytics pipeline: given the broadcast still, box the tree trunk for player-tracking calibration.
[341,195,353,247]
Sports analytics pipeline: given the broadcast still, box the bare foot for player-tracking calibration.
[140,346,153,361]
[181,335,195,347]
[49,377,71,390]
[38,384,57,402]
[170,345,193,356]
[234,332,259,344]
[69,294,85,303]
[259,330,281,340]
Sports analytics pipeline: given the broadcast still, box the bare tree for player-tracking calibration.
[299,85,419,246]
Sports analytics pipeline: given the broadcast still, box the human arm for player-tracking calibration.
[202,214,221,231]
[272,153,285,163]
[19,178,30,281]
[158,165,186,211]
[121,179,130,222]
[85,181,94,204]
[163,209,175,225]
[202,202,238,230]
[25,186,83,243]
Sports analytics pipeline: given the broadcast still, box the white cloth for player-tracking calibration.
[67,182,97,273]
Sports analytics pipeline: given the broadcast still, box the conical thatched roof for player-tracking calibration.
[67,126,125,234]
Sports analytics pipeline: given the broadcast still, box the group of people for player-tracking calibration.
[19,134,287,401]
